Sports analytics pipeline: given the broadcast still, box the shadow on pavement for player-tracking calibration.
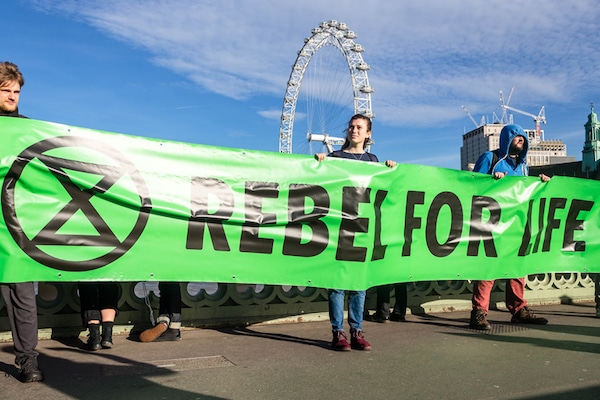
[213,326,331,350]
[1,343,228,399]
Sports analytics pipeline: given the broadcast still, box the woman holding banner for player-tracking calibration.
[315,114,396,351]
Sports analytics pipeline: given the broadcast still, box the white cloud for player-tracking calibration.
[29,0,600,131]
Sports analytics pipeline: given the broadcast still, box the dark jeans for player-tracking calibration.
[376,283,408,318]
[158,282,182,327]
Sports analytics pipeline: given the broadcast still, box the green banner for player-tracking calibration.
[1,118,598,289]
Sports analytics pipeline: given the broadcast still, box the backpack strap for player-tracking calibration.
[488,149,500,174]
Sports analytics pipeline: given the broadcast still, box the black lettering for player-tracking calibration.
[371,190,389,261]
[239,181,278,254]
[186,177,233,251]
[542,198,566,252]
[562,199,593,252]
[336,187,370,262]
[532,198,546,253]
[426,192,462,257]
[467,196,500,257]
[518,199,534,256]
[402,191,424,256]
[283,184,330,257]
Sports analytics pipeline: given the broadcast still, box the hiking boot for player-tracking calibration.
[87,324,102,351]
[331,330,351,351]
[155,328,182,342]
[511,306,548,325]
[368,312,390,323]
[139,322,168,343]
[101,322,114,349]
[350,329,371,350]
[470,309,491,330]
[18,356,44,383]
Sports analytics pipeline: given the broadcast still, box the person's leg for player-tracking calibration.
[373,284,391,321]
[328,289,350,351]
[79,283,101,324]
[97,282,119,318]
[505,278,527,314]
[508,278,548,324]
[140,282,182,342]
[391,282,408,321]
[470,280,494,330]
[158,282,182,329]
[472,280,494,313]
[348,290,371,350]
[78,283,102,350]
[98,283,119,348]
[1,283,43,382]
[347,290,366,331]
[328,289,345,332]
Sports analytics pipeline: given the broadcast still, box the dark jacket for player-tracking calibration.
[329,149,379,162]
[0,108,27,118]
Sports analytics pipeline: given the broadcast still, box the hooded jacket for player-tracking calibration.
[473,124,529,177]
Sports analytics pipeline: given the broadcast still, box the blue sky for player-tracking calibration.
[4,1,600,169]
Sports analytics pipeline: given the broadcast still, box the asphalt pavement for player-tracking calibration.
[1,302,598,400]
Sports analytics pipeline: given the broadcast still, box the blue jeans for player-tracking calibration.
[328,289,366,332]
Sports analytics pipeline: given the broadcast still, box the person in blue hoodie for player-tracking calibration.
[469,124,551,330]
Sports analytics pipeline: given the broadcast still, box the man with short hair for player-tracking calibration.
[469,124,550,330]
[0,61,44,382]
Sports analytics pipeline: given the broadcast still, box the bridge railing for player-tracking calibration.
[0,273,594,336]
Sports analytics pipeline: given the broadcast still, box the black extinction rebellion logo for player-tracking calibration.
[1,136,152,271]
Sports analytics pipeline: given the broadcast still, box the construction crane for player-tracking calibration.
[499,87,546,141]
[499,88,514,124]
[461,105,485,128]
[500,103,546,141]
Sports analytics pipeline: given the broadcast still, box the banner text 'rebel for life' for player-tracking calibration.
[0,117,598,288]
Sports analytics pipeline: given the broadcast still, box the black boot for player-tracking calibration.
[101,322,114,349]
[87,324,101,351]
[18,356,44,383]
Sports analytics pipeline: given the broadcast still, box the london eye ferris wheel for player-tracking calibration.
[278,20,375,155]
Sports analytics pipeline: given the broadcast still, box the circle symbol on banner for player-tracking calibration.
[1,135,152,272]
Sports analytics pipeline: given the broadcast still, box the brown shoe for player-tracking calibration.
[470,309,491,330]
[511,306,548,325]
[139,322,168,342]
